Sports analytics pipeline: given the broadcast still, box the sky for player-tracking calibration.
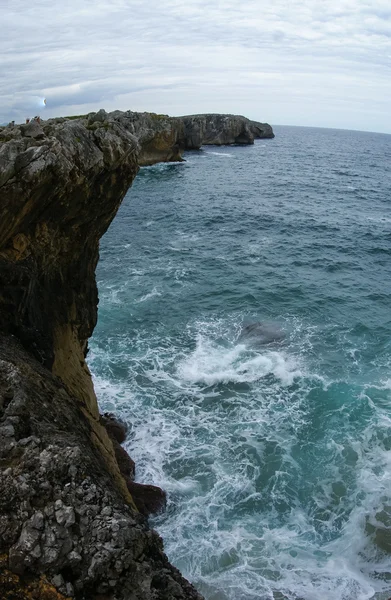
[1,0,391,133]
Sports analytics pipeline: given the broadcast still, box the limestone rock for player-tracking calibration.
[178,113,275,149]
[20,120,46,140]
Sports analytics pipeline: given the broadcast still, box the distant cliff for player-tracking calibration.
[178,113,274,149]
[110,110,274,162]
[2,109,273,167]
[0,109,273,599]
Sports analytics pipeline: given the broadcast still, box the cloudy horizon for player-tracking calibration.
[1,0,391,133]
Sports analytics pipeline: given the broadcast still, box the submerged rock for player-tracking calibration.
[126,480,167,517]
[238,322,285,345]
[366,505,391,553]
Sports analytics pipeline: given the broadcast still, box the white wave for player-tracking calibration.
[366,215,391,224]
[100,285,123,305]
[204,151,234,157]
[89,313,391,600]
[363,378,391,391]
[176,231,201,243]
[177,335,301,386]
[380,378,391,390]
[168,245,186,252]
[135,286,161,303]
[128,268,146,276]
[141,161,184,170]
[91,371,135,414]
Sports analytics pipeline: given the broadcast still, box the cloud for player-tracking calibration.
[1,0,390,132]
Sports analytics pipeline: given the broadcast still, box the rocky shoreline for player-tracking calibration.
[0,110,274,599]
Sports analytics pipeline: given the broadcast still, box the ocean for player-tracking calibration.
[90,125,391,600]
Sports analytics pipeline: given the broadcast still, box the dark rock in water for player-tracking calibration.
[101,413,136,480]
[239,322,285,345]
[114,442,136,480]
[100,414,165,515]
[366,506,391,553]
[101,412,128,443]
[126,480,167,517]
[249,120,275,140]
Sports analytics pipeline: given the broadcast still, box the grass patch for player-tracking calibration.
[149,112,169,121]
[65,114,88,120]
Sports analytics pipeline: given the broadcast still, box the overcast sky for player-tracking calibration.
[1,0,391,133]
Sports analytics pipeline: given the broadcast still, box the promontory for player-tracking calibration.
[0,110,274,599]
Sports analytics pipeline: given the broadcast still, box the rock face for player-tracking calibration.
[0,337,201,600]
[178,114,274,149]
[0,109,273,598]
[0,110,140,506]
[86,110,274,163]
[108,111,185,166]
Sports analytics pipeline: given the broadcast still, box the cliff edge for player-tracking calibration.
[0,109,273,598]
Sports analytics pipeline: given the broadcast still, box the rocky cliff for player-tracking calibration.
[0,109,273,599]
[117,111,274,157]
[178,113,274,149]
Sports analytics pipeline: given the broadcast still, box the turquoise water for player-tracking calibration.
[90,126,391,600]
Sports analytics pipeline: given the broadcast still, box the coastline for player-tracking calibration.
[0,110,273,598]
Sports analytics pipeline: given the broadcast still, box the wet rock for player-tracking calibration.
[366,505,391,553]
[238,322,285,345]
[101,412,136,479]
[101,412,128,443]
[113,441,136,479]
[126,479,167,516]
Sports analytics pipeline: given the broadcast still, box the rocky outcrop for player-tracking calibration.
[248,120,275,141]
[108,111,185,166]
[0,109,273,598]
[79,110,274,163]
[0,111,140,506]
[0,336,201,600]
[178,114,274,149]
